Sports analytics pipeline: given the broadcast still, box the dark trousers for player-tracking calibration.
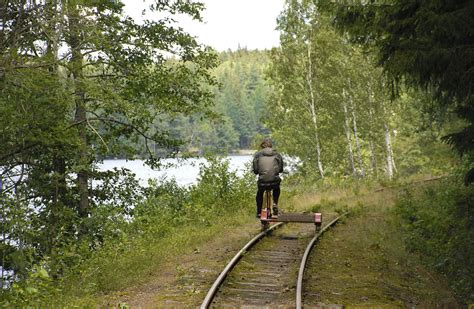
[256,183,280,215]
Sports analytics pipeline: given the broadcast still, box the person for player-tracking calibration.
[252,138,284,218]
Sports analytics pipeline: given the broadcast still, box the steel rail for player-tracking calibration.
[200,222,285,309]
[296,213,348,309]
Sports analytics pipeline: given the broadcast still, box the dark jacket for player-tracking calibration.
[252,147,284,185]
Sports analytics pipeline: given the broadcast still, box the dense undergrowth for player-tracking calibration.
[1,157,256,307]
[395,178,474,305]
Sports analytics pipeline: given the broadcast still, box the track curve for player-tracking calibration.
[201,213,346,308]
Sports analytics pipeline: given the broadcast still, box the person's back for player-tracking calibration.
[253,138,284,217]
[254,147,283,183]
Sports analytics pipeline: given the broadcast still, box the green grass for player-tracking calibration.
[304,189,459,307]
[62,208,255,306]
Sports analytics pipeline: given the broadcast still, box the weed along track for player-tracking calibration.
[201,214,345,308]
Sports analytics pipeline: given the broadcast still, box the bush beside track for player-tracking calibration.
[396,178,474,305]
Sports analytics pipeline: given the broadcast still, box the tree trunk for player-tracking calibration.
[367,85,378,175]
[381,98,396,179]
[390,132,397,173]
[342,89,356,177]
[305,36,324,178]
[384,120,394,179]
[369,140,377,175]
[310,106,325,179]
[67,3,89,217]
[349,93,365,177]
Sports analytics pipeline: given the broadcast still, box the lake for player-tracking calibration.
[99,155,254,186]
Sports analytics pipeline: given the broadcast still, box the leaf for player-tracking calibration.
[37,268,49,279]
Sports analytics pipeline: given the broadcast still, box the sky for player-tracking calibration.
[121,0,285,51]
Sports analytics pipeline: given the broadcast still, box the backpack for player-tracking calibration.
[257,149,281,183]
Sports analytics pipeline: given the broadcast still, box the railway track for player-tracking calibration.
[201,213,346,308]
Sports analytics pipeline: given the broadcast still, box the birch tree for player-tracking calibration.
[268,0,329,178]
[342,88,356,177]
[268,0,401,179]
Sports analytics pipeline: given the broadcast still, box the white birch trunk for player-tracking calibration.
[390,132,397,173]
[342,89,356,177]
[349,91,365,177]
[369,140,377,175]
[367,85,378,175]
[384,121,394,179]
[306,38,324,178]
[381,99,396,179]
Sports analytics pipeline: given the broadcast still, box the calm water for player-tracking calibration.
[99,155,254,186]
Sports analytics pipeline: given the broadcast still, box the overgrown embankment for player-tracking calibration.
[396,178,474,305]
[306,191,459,307]
[108,177,464,308]
[1,158,257,307]
[3,168,468,307]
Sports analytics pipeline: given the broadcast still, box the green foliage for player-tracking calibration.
[1,157,255,305]
[190,156,251,217]
[395,179,474,304]
[326,0,474,183]
[0,266,60,308]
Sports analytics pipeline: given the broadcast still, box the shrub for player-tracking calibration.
[0,266,61,307]
[395,179,474,305]
[2,156,256,305]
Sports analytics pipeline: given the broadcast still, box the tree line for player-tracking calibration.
[135,49,272,156]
